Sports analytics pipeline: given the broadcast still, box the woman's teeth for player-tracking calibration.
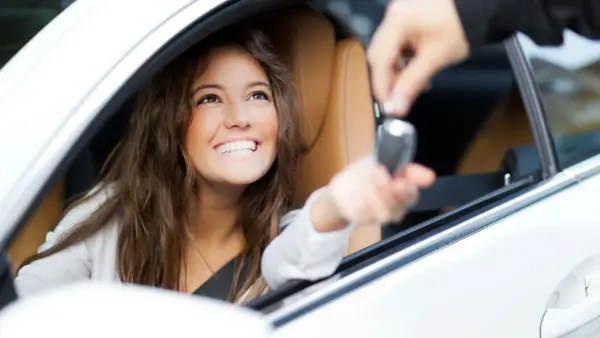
[216,140,257,154]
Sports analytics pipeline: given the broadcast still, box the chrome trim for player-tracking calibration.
[504,173,511,186]
[565,153,600,181]
[505,36,559,178]
[266,162,598,325]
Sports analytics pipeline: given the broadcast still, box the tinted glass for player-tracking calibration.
[518,31,600,169]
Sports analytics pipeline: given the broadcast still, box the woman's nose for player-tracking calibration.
[223,102,251,129]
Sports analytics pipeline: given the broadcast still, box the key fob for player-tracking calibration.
[376,118,417,174]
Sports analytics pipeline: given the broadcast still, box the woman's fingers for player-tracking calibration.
[390,179,419,207]
[394,163,436,187]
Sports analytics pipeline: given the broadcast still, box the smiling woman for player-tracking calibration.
[13,24,302,303]
[11,21,428,304]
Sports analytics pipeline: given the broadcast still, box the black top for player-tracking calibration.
[453,0,600,49]
[192,255,252,301]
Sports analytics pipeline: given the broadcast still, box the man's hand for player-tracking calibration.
[368,0,470,117]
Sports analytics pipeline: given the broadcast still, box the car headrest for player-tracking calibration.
[263,8,336,148]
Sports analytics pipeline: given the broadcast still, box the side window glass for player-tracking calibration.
[519,31,600,169]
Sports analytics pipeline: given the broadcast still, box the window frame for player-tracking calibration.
[505,36,560,178]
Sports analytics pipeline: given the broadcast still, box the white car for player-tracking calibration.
[0,1,599,337]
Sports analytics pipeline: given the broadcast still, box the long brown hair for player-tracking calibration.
[20,24,303,302]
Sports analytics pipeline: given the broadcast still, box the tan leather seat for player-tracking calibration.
[264,8,375,206]
[456,88,533,174]
[7,180,65,271]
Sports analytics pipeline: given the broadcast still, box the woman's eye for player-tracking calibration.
[249,91,270,101]
[197,94,220,105]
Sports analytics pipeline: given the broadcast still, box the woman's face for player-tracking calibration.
[186,47,279,187]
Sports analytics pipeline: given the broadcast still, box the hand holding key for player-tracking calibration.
[310,119,435,232]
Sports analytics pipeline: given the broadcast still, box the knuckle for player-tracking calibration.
[380,209,392,222]
[386,0,402,15]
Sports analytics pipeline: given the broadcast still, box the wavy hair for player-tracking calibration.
[20,24,303,302]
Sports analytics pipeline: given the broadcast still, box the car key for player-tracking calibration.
[375,117,417,174]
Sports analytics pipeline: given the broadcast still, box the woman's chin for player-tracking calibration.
[219,167,271,186]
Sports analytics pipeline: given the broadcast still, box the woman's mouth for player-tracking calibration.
[215,140,258,154]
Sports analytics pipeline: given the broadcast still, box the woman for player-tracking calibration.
[15,25,434,303]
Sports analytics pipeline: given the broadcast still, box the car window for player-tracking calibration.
[2,1,547,310]
[0,0,70,69]
[374,47,541,237]
[519,31,600,170]
[315,0,543,237]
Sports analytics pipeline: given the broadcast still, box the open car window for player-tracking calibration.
[0,0,552,318]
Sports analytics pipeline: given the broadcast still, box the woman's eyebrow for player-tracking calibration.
[191,83,222,96]
[191,81,271,96]
[247,81,271,90]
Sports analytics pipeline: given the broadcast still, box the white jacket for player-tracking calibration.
[14,186,354,299]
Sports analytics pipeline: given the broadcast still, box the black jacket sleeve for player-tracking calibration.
[455,0,600,49]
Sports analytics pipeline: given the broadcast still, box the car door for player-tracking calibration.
[267,33,600,338]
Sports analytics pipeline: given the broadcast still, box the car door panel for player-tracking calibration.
[272,158,600,338]
[541,254,600,337]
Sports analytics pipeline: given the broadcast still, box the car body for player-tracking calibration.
[0,1,599,337]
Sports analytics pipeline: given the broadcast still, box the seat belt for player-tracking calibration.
[412,143,541,212]
[412,172,505,212]
[192,255,251,301]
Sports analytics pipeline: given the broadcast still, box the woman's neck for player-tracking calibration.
[190,181,246,249]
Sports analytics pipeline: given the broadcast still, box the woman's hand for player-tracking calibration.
[310,156,436,233]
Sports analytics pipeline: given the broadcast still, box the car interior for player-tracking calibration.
[0,0,545,313]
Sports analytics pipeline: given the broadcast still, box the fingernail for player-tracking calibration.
[382,100,396,115]
[383,95,408,116]
[394,93,408,114]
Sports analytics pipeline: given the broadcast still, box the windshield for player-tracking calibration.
[0,0,71,69]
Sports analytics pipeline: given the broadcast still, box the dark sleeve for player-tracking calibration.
[454,0,600,49]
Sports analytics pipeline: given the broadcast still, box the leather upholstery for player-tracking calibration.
[456,89,533,174]
[266,9,376,206]
[264,9,336,148]
[7,180,65,271]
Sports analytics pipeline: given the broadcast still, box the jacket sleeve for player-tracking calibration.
[14,188,109,297]
[455,0,600,49]
[261,188,355,290]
